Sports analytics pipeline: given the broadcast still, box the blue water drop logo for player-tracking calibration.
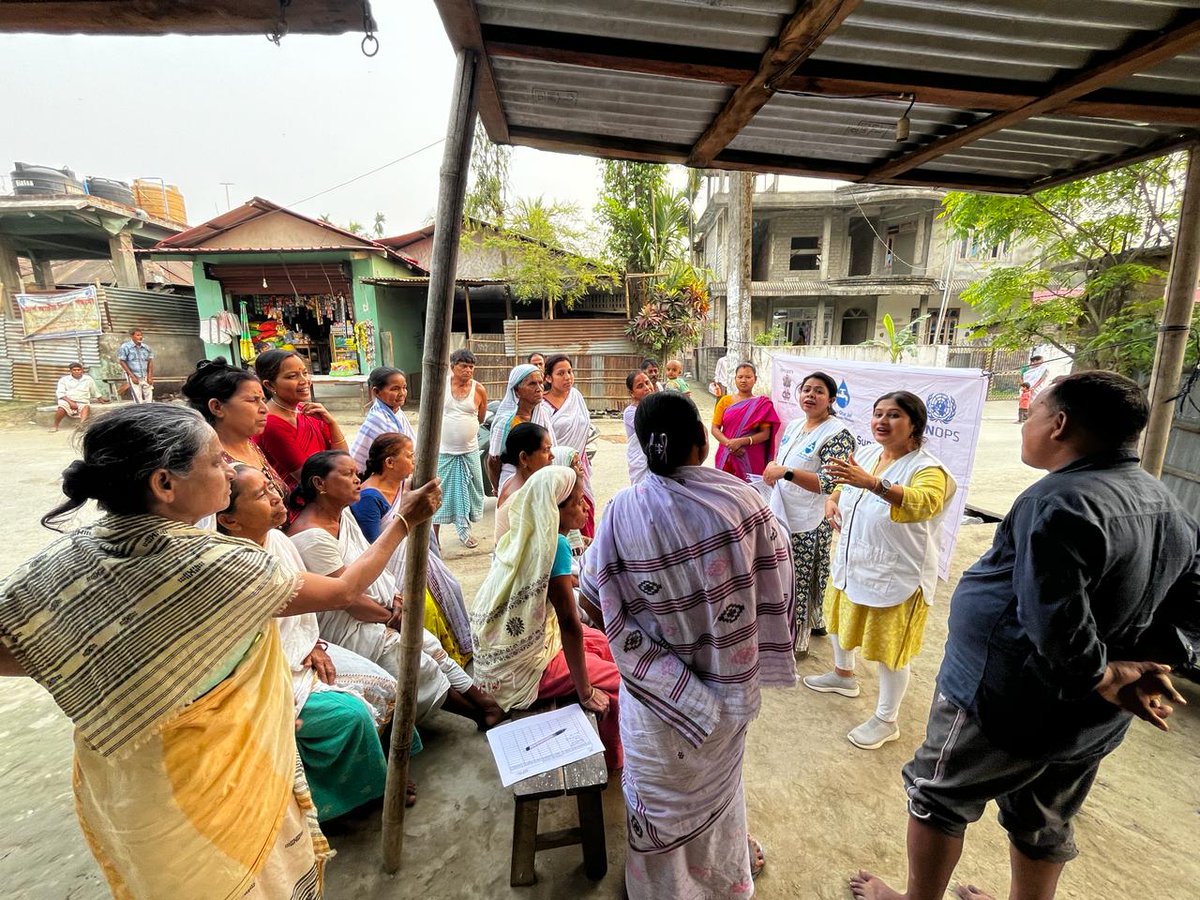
[836,379,850,409]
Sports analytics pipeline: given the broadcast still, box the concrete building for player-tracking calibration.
[695,176,1028,349]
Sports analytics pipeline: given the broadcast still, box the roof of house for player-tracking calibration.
[436,0,1200,195]
[151,197,427,272]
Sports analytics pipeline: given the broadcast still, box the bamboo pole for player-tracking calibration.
[1142,146,1200,477]
[464,284,473,342]
[381,48,479,873]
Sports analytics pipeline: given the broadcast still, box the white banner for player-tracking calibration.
[770,355,988,581]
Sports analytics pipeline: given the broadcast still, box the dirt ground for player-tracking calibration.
[0,397,1197,899]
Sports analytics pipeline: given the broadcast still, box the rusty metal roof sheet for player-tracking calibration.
[439,0,1200,193]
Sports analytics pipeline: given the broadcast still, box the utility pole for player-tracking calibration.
[220,182,235,211]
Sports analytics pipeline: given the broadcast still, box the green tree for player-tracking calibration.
[634,185,693,273]
[942,153,1185,376]
[596,161,669,272]
[626,261,712,357]
[867,313,928,363]
[480,197,617,311]
[464,121,512,225]
[373,211,387,237]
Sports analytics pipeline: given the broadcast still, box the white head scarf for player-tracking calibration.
[489,363,540,457]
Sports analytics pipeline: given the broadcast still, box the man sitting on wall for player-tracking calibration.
[51,362,106,432]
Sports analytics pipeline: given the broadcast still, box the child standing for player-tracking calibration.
[624,369,654,484]
[663,359,691,396]
[1017,381,1032,422]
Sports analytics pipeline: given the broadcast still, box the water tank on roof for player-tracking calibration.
[133,179,188,224]
[10,162,85,197]
[85,176,135,207]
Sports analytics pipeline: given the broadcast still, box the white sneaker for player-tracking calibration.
[802,671,861,698]
[847,715,900,750]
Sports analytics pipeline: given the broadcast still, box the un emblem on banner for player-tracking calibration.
[926,392,957,424]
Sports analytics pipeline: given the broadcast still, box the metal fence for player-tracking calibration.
[945,344,1030,400]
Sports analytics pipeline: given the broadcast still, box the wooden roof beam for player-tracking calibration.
[483,28,1200,126]
[686,0,863,168]
[864,10,1200,183]
[433,0,511,143]
[0,1,365,35]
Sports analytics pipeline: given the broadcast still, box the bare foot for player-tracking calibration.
[849,870,905,900]
[479,702,508,731]
[405,779,417,808]
[954,885,996,900]
[748,834,765,879]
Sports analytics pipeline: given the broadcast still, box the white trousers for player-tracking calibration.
[126,377,154,403]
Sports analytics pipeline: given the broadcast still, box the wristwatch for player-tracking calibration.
[784,470,795,482]
[875,477,893,495]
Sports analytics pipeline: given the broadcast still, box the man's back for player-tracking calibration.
[939,452,1199,759]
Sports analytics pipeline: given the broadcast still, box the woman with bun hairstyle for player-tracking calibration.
[255,349,349,490]
[494,422,553,540]
[805,391,957,751]
[182,356,287,500]
[0,404,441,898]
[580,391,795,895]
[762,371,856,655]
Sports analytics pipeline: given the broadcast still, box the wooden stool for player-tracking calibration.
[509,708,608,886]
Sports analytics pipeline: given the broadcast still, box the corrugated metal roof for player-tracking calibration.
[445,0,1200,193]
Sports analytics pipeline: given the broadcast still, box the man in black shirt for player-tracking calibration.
[851,371,1199,900]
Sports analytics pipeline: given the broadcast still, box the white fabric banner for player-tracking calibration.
[770,355,988,581]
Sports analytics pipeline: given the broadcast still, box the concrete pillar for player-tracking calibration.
[815,299,828,346]
[917,294,930,343]
[30,255,55,289]
[725,171,754,359]
[0,235,24,314]
[108,232,139,288]
[134,254,147,287]
[820,211,833,279]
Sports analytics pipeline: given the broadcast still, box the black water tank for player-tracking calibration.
[11,162,85,197]
[85,176,135,206]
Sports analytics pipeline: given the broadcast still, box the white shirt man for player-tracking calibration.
[52,364,105,432]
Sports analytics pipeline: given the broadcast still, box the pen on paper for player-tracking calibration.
[525,728,567,752]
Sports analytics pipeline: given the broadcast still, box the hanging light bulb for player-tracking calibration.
[262,276,269,289]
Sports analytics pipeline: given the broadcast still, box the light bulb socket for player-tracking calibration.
[896,115,911,142]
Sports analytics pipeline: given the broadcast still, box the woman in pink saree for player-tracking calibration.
[711,361,780,480]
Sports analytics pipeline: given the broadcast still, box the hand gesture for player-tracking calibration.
[397,477,443,526]
[824,497,842,531]
[580,685,610,717]
[302,643,337,685]
[823,453,872,490]
[762,462,787,486]
[1097,661,1186,732]
[298,401,334,424]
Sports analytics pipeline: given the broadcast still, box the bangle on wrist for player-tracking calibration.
[397,513,411,534]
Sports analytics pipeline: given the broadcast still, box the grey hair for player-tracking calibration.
[43,404,215,529]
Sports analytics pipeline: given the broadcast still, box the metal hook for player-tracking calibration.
[361,0,379,56]
[266,0,291,46]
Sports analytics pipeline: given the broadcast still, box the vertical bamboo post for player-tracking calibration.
[1142,146,1200,477]
[381,48,479,873]
[464,284,473,342]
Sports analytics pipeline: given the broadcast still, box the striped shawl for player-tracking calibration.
[581,466,796,747]
[0,514,299,757]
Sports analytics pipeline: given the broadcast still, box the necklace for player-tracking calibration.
[270,398,298,416]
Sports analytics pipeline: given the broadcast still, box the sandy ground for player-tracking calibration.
[0,397,1197,899]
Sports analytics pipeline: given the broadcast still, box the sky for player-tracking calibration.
[0,4,836,239]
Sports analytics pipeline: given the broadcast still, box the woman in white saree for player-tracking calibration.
[541,354,596,537]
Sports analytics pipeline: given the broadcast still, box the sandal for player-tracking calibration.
[748,835,765,880]
[460,535,479,549]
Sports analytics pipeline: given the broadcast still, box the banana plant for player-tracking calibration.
[868,313,930,363]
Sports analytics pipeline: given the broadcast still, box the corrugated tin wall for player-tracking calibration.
[503,318,639,356]
[1162,373,1200,518]
[0,287,201,403]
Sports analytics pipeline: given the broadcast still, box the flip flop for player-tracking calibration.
[748,835,765,880]
[460,536,479,549]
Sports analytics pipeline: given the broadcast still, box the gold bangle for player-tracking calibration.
[397,513,411,534]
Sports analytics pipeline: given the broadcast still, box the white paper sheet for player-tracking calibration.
[486,704,605,787]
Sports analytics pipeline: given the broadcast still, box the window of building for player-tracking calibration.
[958,234,1011,260]
[789,235,820,271]
[912,306,961,344]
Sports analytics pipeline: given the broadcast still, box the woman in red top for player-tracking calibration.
[254,349,349,489]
